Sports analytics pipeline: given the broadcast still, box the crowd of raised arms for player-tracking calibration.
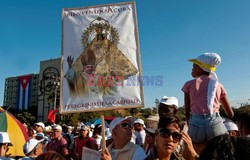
[0,53,249,160]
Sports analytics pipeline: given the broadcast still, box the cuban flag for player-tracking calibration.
[17,75,32,110]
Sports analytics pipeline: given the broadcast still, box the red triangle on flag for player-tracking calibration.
[18,75,32,89]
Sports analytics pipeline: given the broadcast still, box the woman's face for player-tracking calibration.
[156,123,181,155]
[80,130,89,137]
[145,133,155,146]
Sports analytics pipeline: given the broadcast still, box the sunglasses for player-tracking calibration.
[117,123,132,129]
[158,128,182,142]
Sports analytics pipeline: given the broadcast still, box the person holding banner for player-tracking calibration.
[101,117,146,160]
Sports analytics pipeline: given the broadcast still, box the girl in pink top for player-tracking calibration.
[182,52,234,154]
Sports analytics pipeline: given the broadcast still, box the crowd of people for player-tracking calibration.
[0,52,250,160]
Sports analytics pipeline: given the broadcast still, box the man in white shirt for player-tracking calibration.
[133,119,146,147]
[101,117,146,160]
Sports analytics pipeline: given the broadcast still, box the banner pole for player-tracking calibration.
[101,114,106,152]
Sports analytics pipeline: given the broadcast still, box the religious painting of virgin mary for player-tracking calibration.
[65,17,138,97]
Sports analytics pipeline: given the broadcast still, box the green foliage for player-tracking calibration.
[16,112,36,126]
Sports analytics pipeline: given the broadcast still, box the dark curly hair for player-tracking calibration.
[158,114,183,131]
[199,134,250,160]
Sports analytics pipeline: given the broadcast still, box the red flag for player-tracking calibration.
[48,109,57,124]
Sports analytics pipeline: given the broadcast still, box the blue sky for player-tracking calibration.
[1,0,250,108]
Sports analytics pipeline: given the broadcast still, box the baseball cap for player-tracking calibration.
[23,138,43,155]
[224,119,238,131]
[134,118,144,125]
[35,122,45,129]
[160,96,178,107]
[0,132,12,145]
[80,125,89,131]
[53,124,62,131]
[188,52,221,72]
[109,117,136,132]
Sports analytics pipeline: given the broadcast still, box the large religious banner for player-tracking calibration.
[61,2,144,113]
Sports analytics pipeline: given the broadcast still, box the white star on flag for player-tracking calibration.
[23,79,27,84]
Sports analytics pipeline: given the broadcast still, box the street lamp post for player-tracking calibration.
[53,77,60,110]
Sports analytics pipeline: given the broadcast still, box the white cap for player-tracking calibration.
[53,124,62,131]
[224,120,238,131]
[79,125,89,131]
[109,117,136,132]
[35,122,45,129]
[189,52,221,72]
[90,124,95,129]
[0,132,12,144]
[160,96,178,107]
[23,138,43,155]
[134,119,144,125]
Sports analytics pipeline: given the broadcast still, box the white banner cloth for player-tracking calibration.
[61,2,143,113]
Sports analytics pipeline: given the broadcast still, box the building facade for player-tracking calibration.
[3,74,39,110]
[3,58,61,122]
[37,58,61,122]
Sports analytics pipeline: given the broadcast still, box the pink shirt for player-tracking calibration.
[182,75,227,114]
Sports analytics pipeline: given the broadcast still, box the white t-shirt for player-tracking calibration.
[134,130,146,146]
[94,135,102,145]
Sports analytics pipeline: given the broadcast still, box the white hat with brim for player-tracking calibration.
[109,117,136,133]
[224,120,238,131]
[134,118,144,125]
[35,122,45,129]
[188,52,221,72]
[160,96,178,107]
[52,125,62,131]
[0,132,12,146]
[23,138,44,155]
